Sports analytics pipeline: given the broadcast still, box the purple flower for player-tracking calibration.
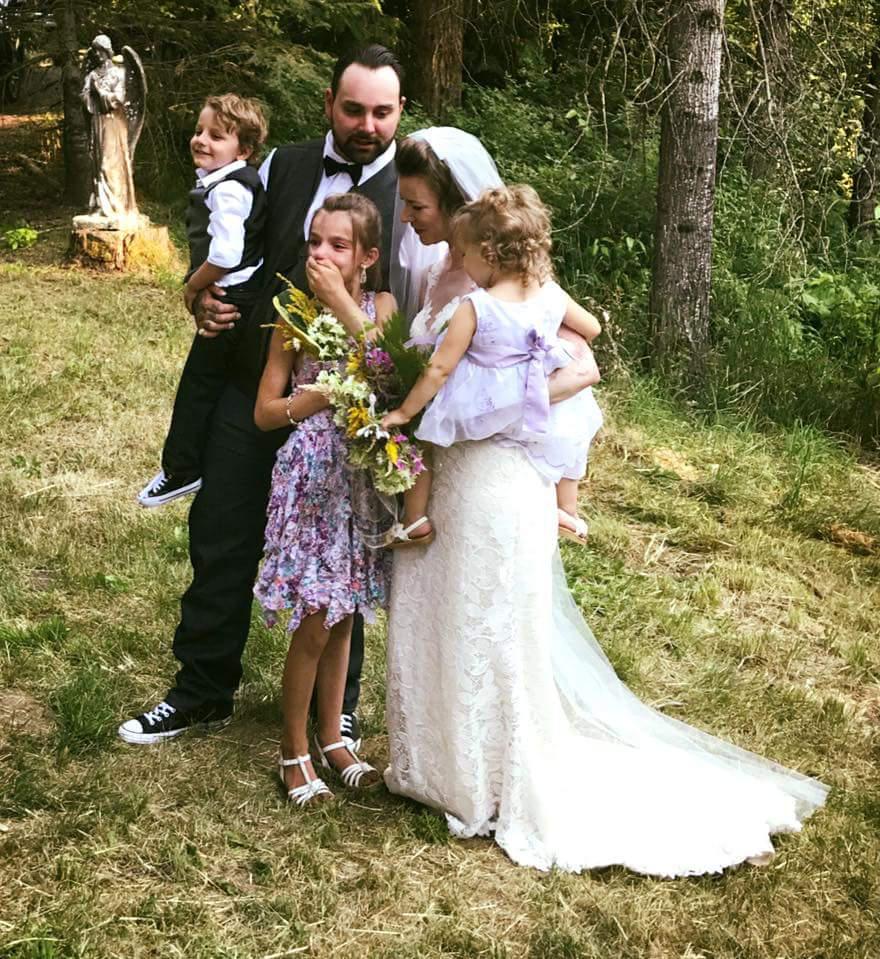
[411,457,425,474]
[394,433,407,443]
[365,348,394,372]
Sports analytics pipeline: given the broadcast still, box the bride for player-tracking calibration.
[386,127,828,877]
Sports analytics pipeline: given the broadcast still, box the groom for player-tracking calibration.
[118,44,406,745]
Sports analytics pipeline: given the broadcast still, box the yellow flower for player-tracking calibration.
[385,439,399,465]
[346,406,370,438]
[281,282,320,326]
[346,354,362,375]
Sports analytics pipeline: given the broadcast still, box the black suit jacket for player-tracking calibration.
[231,140,399,396]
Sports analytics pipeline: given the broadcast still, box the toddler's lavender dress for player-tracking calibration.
[416,281,603,483]
[254,293,390,633]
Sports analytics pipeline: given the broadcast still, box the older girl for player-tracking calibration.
[254,193,394,806]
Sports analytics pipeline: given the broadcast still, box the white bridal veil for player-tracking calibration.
[391,127,504,321]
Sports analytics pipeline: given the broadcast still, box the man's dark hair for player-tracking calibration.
[330,44,404,97]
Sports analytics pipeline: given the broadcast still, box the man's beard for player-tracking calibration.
[334,127,391,165]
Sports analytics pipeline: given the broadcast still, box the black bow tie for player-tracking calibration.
[323,155,363,186]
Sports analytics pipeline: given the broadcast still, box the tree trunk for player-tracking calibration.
[54,0,91,207]
[849,44,880,234]
[410,0,464,118]
[744,0,794,177]
[650,0,726,380]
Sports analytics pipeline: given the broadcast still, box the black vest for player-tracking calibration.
[185,164,267,282]
[231,140,399,396]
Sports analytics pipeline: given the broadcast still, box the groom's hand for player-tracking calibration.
[192,285,240,339]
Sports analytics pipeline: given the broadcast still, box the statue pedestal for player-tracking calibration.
[69,216,176,272]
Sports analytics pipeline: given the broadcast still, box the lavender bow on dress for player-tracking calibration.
[469,328,569,434]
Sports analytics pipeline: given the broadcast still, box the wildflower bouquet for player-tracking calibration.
[313,370,426,496]
[371,308,430,404]
[267,277,429,496]
[268,275,350,360]
[312,311,430,496]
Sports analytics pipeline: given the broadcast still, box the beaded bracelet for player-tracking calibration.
[285,394,296,427]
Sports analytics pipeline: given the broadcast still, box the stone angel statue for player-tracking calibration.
[80,34,146,226]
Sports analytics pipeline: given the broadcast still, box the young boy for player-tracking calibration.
[138,94,269,507]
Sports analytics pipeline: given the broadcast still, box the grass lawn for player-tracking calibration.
[2,164,880,956]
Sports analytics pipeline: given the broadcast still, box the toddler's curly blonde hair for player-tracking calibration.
[452,184,554,285]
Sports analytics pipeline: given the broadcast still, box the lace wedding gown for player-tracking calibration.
[385,282,828,877]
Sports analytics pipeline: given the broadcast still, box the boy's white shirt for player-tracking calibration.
[259,132,397,241]
[197,159,262,287]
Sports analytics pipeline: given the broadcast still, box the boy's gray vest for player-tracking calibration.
[185,164,267,282]
[232,139,399,396]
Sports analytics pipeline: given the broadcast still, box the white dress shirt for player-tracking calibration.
[197,159,261,287]
[259,131,397,240]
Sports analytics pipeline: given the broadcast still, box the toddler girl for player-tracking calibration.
[382,184,603,545]
[253,193,395,806]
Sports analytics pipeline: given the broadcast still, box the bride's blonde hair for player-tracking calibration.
[452,184,554,285]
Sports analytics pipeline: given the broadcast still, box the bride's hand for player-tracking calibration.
[549,349,600,403]
[382,409,410,430]
[306,256,350,311]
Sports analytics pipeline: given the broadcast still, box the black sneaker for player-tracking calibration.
[137,469,202,508]
[341,712,362,751]
[117,700,232,745]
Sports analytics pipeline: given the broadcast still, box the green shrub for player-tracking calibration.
[2,226,38,251]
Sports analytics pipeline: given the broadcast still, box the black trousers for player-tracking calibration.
[161,330,239,478]
[165,382,366,715]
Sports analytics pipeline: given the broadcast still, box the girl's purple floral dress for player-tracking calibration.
[254,292,391,634]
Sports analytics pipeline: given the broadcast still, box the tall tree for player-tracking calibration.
[53,0,91,206]
[0,0,27,105]
[650,0,726,379]
[744,0,794,177]
[849,36,880,234]
[409,0,464,118]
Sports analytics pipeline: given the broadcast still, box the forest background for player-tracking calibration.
[4,0,880,447]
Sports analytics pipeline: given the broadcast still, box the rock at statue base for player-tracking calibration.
[69,215,177,272]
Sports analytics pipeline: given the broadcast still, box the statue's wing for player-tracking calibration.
[121,45,147,158]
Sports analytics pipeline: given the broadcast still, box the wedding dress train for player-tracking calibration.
[384,440,828,877]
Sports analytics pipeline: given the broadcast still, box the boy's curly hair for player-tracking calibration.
[452,184,554,285]
[202,94,269,166]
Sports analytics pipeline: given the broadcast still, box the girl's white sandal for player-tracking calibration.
[316,740,382,789]
[558,510,589,545]
[277,753,333,806]
[383,516,436,549]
